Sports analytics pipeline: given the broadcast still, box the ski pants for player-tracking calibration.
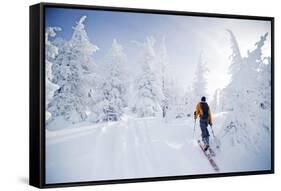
[200,118,210,145]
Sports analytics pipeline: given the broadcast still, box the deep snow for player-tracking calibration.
[46,113,271,184]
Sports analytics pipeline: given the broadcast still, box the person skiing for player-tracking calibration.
[194,96,213,151]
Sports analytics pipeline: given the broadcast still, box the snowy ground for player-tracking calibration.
[46,113,271,184]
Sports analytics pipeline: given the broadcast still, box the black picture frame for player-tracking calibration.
[29,2,275,188]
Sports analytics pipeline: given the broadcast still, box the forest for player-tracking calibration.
[45,15,271,183]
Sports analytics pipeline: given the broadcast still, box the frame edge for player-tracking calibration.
[29,3,44,188]
[31,2,275,188]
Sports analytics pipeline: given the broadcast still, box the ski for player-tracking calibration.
[208,147,216,157]
[197,140,219,172]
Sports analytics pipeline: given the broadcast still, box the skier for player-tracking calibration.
[194,96,213,151]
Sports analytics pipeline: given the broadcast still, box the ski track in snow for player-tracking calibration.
[46,117,215,183]
[46,115,269,184]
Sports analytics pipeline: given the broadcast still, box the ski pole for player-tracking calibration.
[210,125,220,149]
[193,119,196,139]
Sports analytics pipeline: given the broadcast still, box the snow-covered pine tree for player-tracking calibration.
[98,39,128,121]
[48,16,99,124]
[210,89,221,113]
[227,29,243,79]
[244,33,269,101]
[171,80,185,119]
[249,33,271,132]
[220,31,270,151]
[257,56,271,131]
[159,37,169,118]
[45,27,61,121]
[134,36,163,117]
[219,30,244,112]
[157,77,175,120]
[192,52,209,104]
[183,86,193,117]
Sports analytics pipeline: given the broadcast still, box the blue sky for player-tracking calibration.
[45,7,271,98]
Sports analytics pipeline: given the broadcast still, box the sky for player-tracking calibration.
[45,7,271,99]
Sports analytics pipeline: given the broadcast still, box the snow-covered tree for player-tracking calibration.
[219,30,244,112]
[45,27,61,121]
[258,57,271,109]
[159,37,169,118]
[227,29,243,79]
[250,34,271,132]
[219,31,270,151]
[169,79,186,119]
[256,56,271,131]
[48,16,99,124]
[210,89,221,113]
[134,36,163,117]
[98,39,128,121]
[192,52,209,104]
[183,86,194,117]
